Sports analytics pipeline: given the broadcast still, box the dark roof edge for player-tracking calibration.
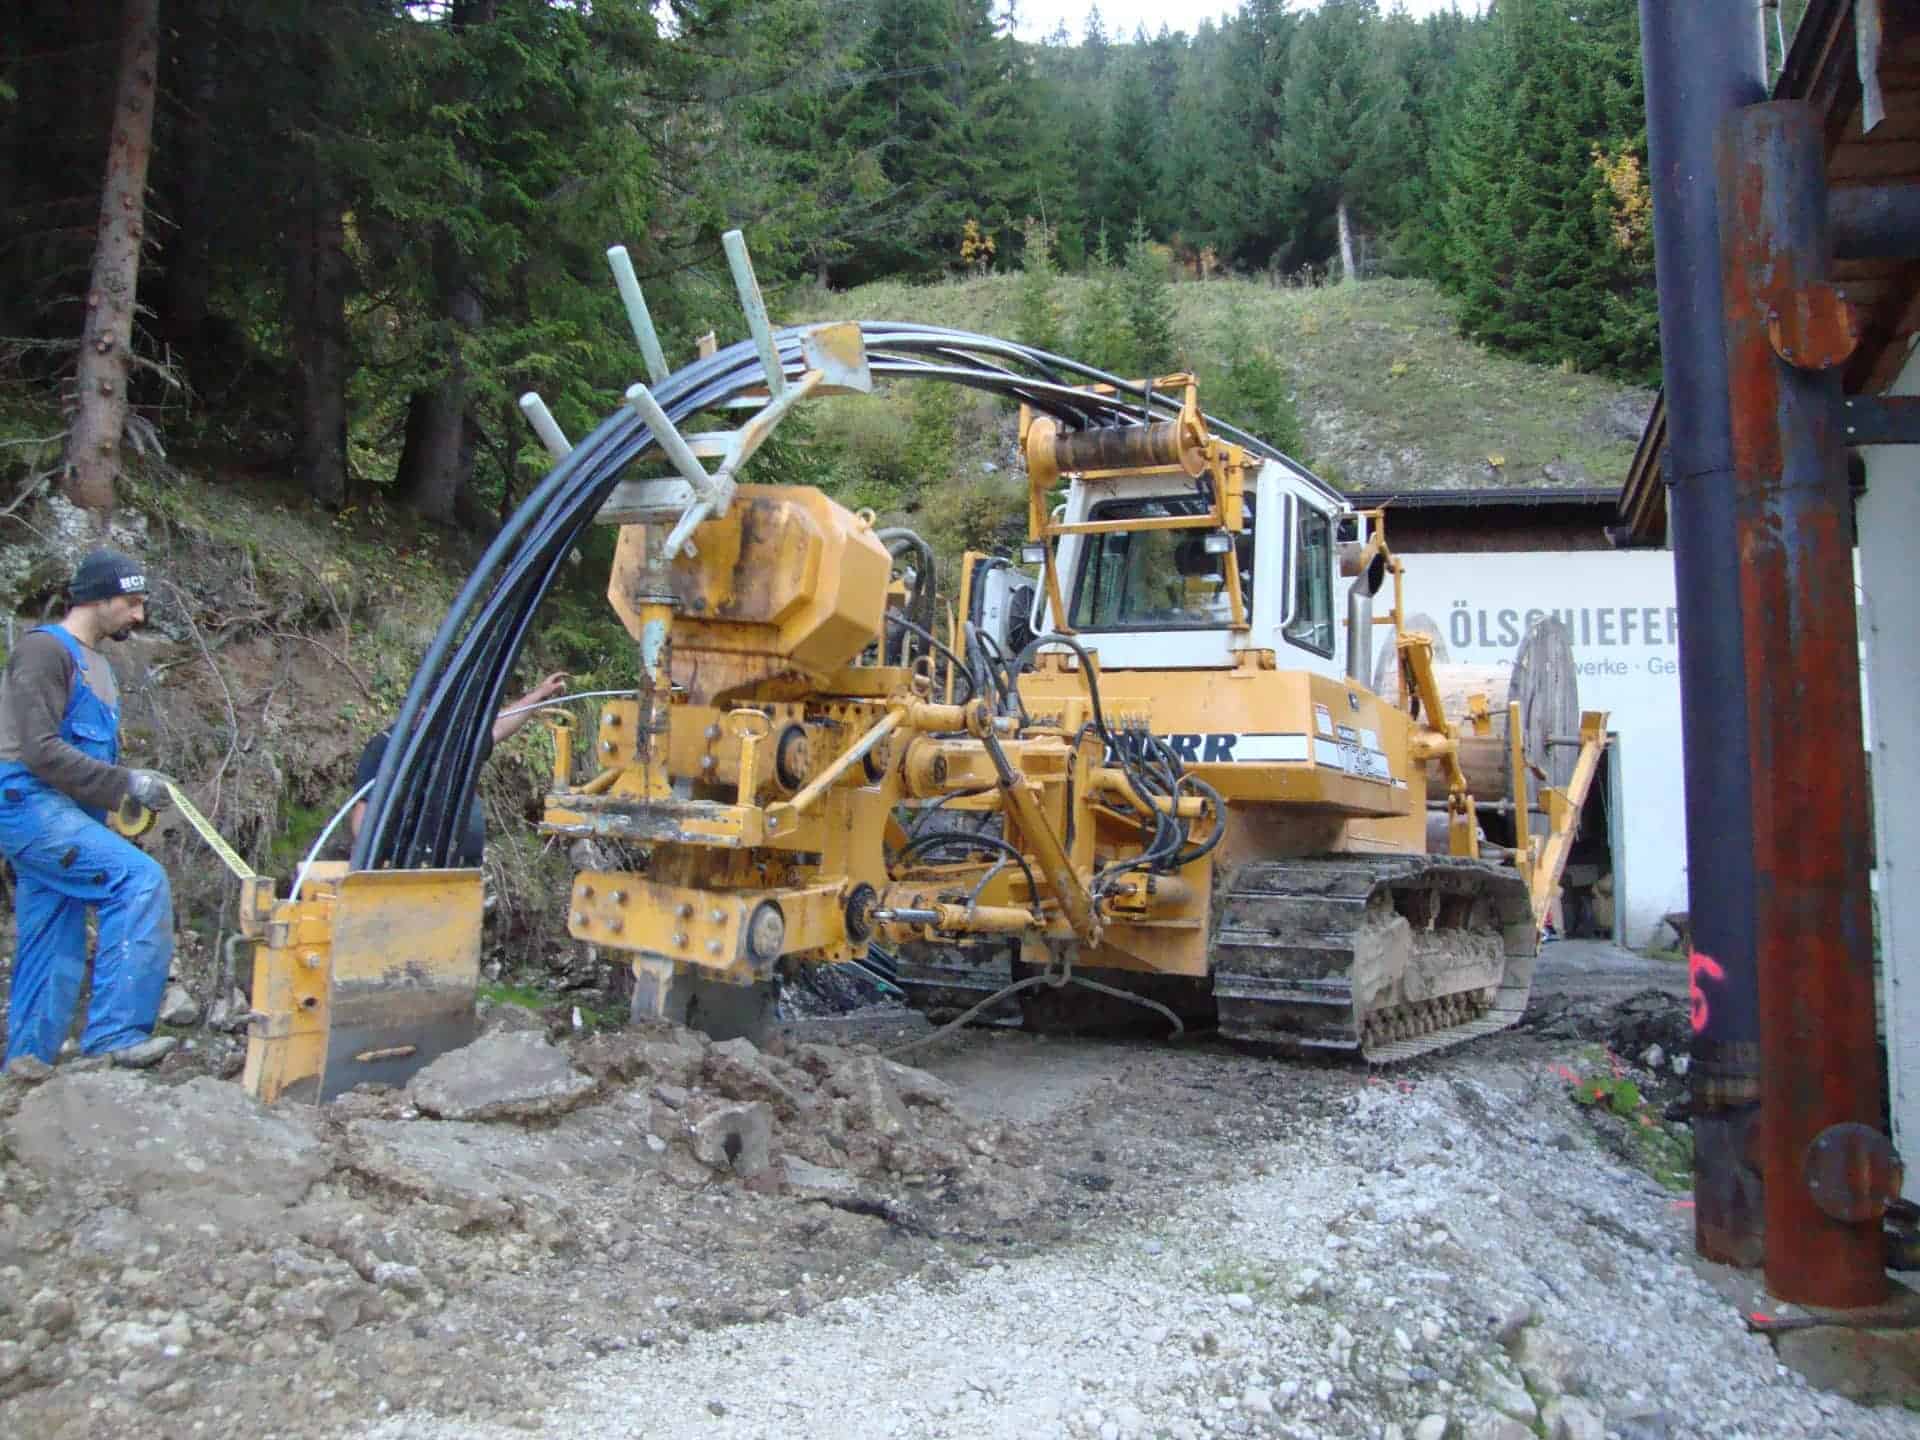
[1346,486,1622,510]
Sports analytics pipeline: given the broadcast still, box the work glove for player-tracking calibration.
[125,770,176,812]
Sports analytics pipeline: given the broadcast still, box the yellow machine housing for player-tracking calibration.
[531,368,1609,1060]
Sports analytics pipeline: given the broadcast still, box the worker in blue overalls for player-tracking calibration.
[0,548,178,1078]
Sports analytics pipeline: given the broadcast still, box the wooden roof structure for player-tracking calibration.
[1616,0,1920,545]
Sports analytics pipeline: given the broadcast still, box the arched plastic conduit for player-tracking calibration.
[351,322,1324,871]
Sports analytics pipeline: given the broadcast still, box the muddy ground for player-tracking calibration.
[0,942,1908,1440]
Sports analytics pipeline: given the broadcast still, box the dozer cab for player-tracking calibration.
[235,232,1608,1102]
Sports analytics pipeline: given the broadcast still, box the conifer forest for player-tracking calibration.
[0,0,1813,526]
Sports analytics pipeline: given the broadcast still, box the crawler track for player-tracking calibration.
[1210,855,1539,1063]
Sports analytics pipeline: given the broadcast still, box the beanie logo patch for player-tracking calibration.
[118,575,145,593]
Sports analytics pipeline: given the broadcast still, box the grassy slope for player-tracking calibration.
[789,273,1655,494]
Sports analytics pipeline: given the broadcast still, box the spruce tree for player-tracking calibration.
[1015,216,1065,355]
[1122,217,1178,375]
[1278,0,1409,283]
[1095,50,1168,237]
[1428,0,1656,381]
[1073,225,1136,377]
[1210,305,1304,460]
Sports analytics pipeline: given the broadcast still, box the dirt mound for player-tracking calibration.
[0,1018,1052,1439]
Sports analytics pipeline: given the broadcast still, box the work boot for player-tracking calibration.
[107,1036,177,1070]
[3,1055,53,1083]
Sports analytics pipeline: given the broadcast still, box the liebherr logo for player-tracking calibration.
[1115,733,1244,763]
[1104,733,1311,765]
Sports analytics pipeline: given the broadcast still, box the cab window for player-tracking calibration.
[1284,501,1334,655]
[1068,496,1254,631]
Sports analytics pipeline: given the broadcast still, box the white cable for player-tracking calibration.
[293,691,637,899]
[493,688,637,721]
[290,780,373,904]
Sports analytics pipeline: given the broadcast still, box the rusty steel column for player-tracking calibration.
[1638,0,1768,1268]
[1718,100,1894,1308]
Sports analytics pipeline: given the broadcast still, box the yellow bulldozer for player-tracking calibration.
[236,232,1608,1103]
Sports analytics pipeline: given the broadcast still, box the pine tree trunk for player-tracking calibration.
[65,0,160,517]
[393,253,483,526]
[160,0,220,354]
[394,0,496,527]
[287,187,351,510]
[1336,194,1357,285]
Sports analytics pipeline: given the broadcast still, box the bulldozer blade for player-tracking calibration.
[319,869,483,1102]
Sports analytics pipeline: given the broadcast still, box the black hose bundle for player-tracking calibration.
[876,527,937,666]
[352,321,1296,871]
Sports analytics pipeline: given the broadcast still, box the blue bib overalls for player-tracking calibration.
[0,626,172,1064]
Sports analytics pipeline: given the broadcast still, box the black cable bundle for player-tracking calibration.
[352,321,1296,872]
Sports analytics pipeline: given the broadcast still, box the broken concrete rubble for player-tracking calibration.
[570,1025,706,1089]
[826,1054,914,1138]
[703,1036,813,1119]
[407,1031,597,1121]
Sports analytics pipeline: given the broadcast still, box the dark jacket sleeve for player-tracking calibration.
[2,632,131,812]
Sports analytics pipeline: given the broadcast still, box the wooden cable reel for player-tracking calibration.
[1375,614,1581,836]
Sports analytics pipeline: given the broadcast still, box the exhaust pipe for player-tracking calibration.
[1346,581,1373,685]
[1345,545,1388,686]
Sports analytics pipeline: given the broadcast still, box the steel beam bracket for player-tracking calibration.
[1842,395,1920,446]
[1767,284,1860,371]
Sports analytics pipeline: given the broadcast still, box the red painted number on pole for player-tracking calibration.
[1689,950,1725,1033]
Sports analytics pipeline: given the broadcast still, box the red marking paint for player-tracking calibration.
[1688,950,1726,1033]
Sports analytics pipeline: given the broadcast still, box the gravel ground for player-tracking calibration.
[7,940,1917,1440]
[350,947,1920,1440]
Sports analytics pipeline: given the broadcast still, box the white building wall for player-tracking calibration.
[1389,549,1685,948]
[1858,345,1920,1201]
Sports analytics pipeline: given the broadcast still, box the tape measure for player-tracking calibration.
[166,779,258,881]
[105,793,155,840]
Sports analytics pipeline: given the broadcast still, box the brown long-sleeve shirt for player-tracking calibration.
[0,628,132,812]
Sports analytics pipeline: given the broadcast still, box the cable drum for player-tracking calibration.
[1372,615,1582,820]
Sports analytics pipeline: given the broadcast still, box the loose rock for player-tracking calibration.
[158,982,200,1026]
[408,1032,597,1121]
[1543,1395,1606,1440]
[690,1101,773,1179]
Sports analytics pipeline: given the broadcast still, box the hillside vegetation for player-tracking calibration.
[789,272,1654,561]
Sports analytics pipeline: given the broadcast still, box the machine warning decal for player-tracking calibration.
[1313,704,1334,737]
[1313,737,1393,783]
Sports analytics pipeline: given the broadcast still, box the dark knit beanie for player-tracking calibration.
[69,549,150,604]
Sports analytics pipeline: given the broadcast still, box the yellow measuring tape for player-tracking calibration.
[165,780,258,881]
[109,781,258,881]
